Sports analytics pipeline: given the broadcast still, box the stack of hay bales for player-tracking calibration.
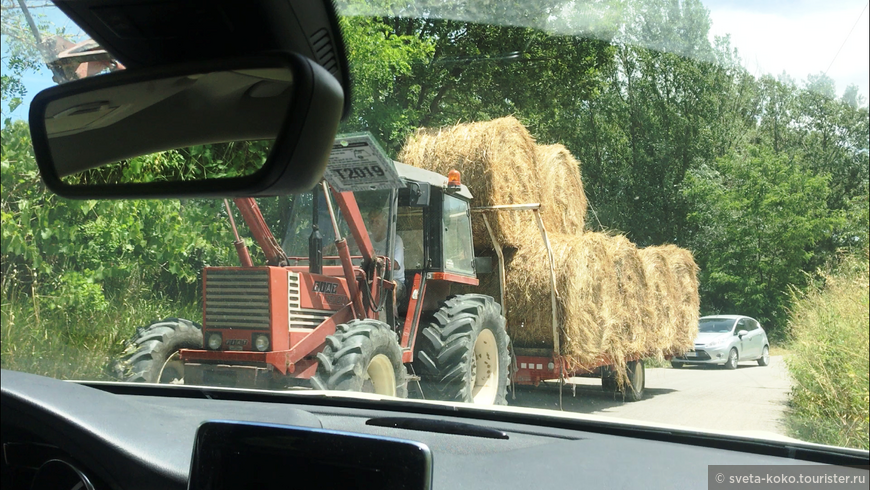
[400,116,699,377]
[398,117,540,248]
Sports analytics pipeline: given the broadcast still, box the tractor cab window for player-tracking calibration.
[397,207,424,273]
[281,189,394,266]
[442,195,474,275]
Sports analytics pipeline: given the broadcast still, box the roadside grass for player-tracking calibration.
[768,344,790,358]
[643,356,672,368]
[784,252,869,450]
[1,289,200,381]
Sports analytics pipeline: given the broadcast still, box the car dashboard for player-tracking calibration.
[2,370,868,489]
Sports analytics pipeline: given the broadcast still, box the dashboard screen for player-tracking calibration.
[189,421,433,490]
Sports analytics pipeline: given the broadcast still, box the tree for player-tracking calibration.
[337,8,617,155]
[683,145,842,338]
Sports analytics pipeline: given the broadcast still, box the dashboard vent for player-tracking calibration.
[205,269,270,329]
[309,28,338,76]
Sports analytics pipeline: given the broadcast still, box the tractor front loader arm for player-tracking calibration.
[330,190,374,263]
[233,198,289,266]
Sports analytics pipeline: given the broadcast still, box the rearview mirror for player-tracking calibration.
[29,53,343,198]
[737,330,748,338]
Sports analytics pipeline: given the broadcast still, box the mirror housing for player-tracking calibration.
[737,330,749,338]
[29,53,343,199]
[407,181,432,207]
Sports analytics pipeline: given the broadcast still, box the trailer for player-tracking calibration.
[474,204,648,404]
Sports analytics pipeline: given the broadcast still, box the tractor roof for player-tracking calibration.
[393,161,473,200]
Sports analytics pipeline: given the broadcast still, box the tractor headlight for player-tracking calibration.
[254,334,270,352]
[207,333,222,350]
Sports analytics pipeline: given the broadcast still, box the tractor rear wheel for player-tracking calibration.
[111,318,202,383]
[415,294,511,405]
[311,319,408,398]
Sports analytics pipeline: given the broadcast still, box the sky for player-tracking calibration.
[705,0,870,100]
[3,0,869,120]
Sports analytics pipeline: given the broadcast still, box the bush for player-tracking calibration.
[785,251,869,449]
[1,120,280,380]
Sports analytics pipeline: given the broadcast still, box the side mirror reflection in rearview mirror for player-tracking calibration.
[29,53,344,199]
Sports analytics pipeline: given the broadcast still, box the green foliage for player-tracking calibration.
[65,141,272,185]
[1,289,201,380]
[785,252,869,449]
[338,12,615,156]
[1,120,246,302]
[0,120,273,378]
[684,145,841,338]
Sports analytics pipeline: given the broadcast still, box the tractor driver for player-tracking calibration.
[367,207,405,301]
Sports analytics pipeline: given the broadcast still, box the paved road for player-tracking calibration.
[510,356,793,439]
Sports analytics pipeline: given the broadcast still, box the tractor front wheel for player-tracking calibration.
[311,319,408,398]
[415,294,511,405]
[111,318,203,383]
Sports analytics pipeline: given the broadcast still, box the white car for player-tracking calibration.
[672,315,770,369]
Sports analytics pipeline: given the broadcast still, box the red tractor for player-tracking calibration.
[113,161,513,405]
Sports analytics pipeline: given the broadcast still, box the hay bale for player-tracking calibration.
[534,144,587,235]
[398,117,540,248]
[467,235,699,382]
[477,233,619,367]
[638,246,681,358]
[604,235,653,357]
[662,245,700,354]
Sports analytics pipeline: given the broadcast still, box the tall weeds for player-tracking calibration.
[786,251,869,449]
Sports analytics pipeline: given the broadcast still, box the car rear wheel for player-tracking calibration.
[757,345,770,366]
[724,348,738,370]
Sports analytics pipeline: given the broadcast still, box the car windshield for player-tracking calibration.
[2,0,868,452]
[698,318,736,334]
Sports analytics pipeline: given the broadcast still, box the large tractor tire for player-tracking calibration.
[311,319,408,398]
[111,318,202,383]
[415,294,511,405]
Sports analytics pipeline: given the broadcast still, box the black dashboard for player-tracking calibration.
[2,370,868,489]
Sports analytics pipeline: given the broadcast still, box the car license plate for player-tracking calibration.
[685,351,697,358]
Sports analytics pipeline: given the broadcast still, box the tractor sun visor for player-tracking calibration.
[28,53,344,199]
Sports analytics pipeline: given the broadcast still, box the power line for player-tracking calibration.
[824,1,869,76]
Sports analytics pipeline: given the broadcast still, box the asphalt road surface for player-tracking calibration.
[509,356,793,439]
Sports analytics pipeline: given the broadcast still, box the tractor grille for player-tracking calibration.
[204,269,270,329]
[288,272,334,328]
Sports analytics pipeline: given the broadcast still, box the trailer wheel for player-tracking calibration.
[110,318,202,383]
[311,319,408,398]
[601,371,618,392]
[415,294,511,405]
[622,359,645,402]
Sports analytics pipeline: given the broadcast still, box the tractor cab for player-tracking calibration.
[279,162,477,326]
